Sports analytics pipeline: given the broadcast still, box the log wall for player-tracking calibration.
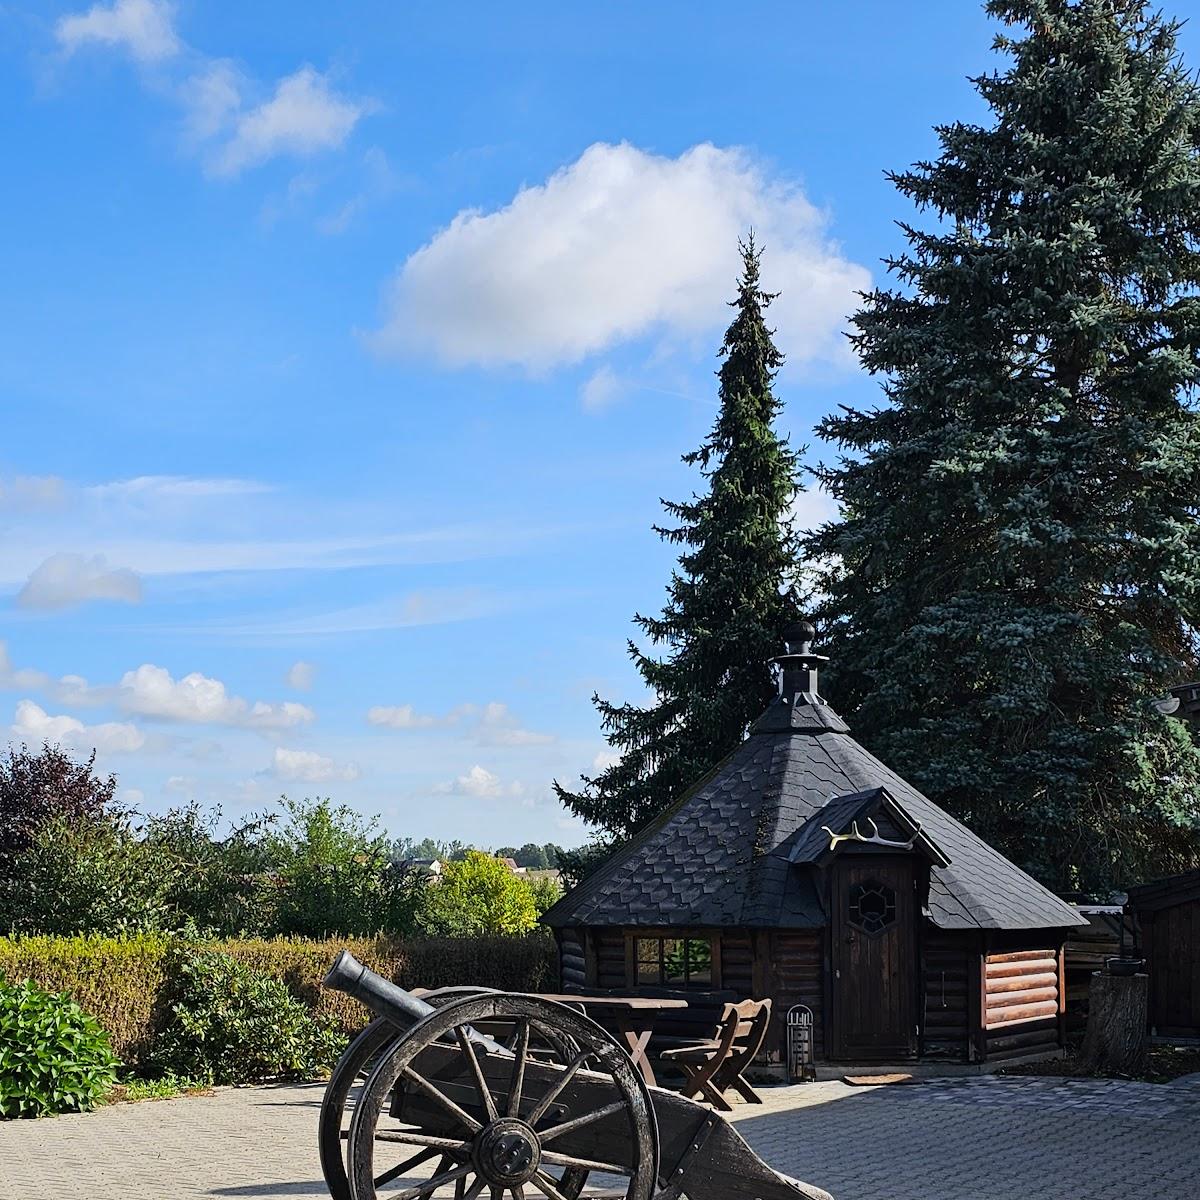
[559,927,586,991]
[921,929,973,1060]
[593,928,626,989]
[1143,900,1200,1037]
[767,929,824,1061]
[982,946,1062,1062]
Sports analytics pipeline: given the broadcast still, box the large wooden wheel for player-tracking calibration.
[347,993,658,1200]
[320,991,591,1200]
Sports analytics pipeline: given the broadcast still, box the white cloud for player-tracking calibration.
[591,749,621,772]
[0,475,67,512]
[210,67,370,177]
[368,703,437,729]
[473,702,555,747]
[0,642,51,692]
[789,484,839,536]
[117,664,315,730]
[579,366,627,413]
[374,141,870,371]
[286,661,316,691]
[436,764,525,800]
[12,699,144,755]
[271,746,359,783]
[367,700,553,745]
[17,553,142,610]
[179,60,242,142]
[56,0,180,63]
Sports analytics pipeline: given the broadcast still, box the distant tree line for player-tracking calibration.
[389,838,568,871]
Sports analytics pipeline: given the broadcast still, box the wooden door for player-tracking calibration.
[831,857,917,1060]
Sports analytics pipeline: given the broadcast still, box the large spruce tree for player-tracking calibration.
[557,238,800,845]
[810,0,1200,895]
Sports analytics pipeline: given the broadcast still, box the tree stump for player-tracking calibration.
[1080,971,1148,1076]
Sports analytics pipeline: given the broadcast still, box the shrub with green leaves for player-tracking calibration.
[0,977,119,1118]
[151,949,343,1085]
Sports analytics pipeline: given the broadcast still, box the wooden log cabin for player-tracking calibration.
[543,624,1086,1069]
[1127,868,1200,1039]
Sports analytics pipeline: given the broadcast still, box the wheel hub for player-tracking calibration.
[473,1118,541,1187]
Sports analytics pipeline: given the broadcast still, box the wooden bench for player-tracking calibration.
[658,998,773,1113]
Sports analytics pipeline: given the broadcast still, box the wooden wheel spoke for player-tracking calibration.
[506,1018,531,1118]
[403,1065,484,1133]
[537,1099,625,1144]
[375,1145,442,1187]
[374,1130,473,1153]
[463,1178,487,1200]
[388,1162,473,1200]
[455,1025,499,1123]
[524,1050,590,1128]
[540,1149,630,1176]
[528,1171,571,1200]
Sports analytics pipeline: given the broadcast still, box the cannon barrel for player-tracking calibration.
[322,949,437,1029]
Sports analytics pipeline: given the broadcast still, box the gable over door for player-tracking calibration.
[830,856,916,1061]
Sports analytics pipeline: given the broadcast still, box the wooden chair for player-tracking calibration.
[657,998,773,1112]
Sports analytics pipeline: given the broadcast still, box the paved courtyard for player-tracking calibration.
[1,1074,1198,1200]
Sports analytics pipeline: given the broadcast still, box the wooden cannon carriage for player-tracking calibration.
[320,950,833,1200]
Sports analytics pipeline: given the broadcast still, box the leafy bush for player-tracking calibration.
[413,852,540,936]
[0,977,119,1118]
[268,798,419,938]
[152,949,343,1085]
[3,815,174,937]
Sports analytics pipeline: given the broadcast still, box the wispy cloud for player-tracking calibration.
[286,661,316,691]
[53,3,372,177]
[207,66,373,178]
[270,746,359,783]
[55,0,180,64]
[17,553,142,611]
[434,764,526,801]
[0,474,67,512]
[368,700,554,746]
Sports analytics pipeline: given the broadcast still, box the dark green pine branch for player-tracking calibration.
[805,0,1200,896]
[555,237,802,849]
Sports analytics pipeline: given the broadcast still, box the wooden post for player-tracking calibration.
[1080,971,1149,1076]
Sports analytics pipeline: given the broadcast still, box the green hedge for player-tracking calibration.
[0,931,557,1065]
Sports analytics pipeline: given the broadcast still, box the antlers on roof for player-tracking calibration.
[822,814,921,853]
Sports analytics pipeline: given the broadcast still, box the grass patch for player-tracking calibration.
[105,1074,214,1104]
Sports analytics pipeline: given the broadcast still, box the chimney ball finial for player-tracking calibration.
[785,620,816,653]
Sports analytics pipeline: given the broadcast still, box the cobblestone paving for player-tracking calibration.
[1,1075,1197,1200]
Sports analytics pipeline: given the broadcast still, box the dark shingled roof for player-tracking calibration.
[544,688,1084,933]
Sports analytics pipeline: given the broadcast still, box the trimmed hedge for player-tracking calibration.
[0,931,557,1065]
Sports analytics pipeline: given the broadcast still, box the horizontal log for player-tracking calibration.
[986,973,1059,995]
[985,960,1057,981]
[985,1001,1059,1028]
[986,949,1058,965]
[987,986,1058,1010]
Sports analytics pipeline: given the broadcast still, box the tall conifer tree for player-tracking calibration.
[557,239,800,845]
[809,0,1200,894]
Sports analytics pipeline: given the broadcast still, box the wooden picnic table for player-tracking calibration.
[536,993,688,1087]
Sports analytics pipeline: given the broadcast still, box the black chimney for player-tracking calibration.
[771,621,828,701]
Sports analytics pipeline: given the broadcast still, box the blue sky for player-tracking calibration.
[5,1,1196,848]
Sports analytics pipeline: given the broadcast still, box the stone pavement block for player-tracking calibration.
[1,1077,1199,1200]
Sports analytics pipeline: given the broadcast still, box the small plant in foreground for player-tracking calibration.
[151,949,343,1085]
[0,977,119,1118]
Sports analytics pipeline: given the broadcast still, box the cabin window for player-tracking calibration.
[634,936,712,988]
[848,879,897,935]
